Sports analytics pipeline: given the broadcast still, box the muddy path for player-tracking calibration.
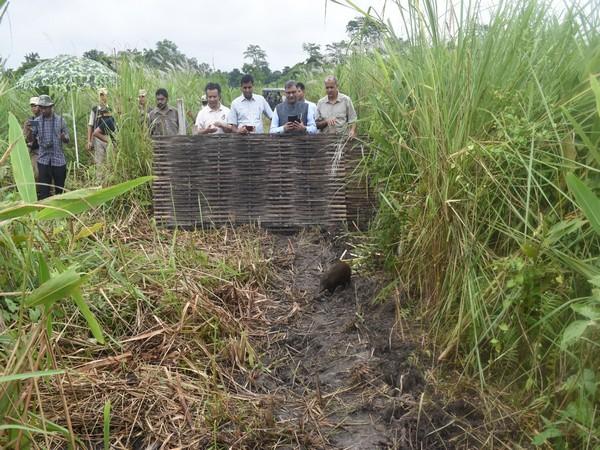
[43,226,518,450]
[255,230,494,449]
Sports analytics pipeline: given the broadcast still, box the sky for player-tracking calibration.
[0,0,393,71]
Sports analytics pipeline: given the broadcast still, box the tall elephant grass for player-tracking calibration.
[341,0,600,445]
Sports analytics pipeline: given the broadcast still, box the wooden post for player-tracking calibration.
[176,98,186,135]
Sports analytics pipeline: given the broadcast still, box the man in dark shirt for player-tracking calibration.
[92,106,116,164]
[148,88,180,136]
[30,95,70,200]
[270,80,317,134]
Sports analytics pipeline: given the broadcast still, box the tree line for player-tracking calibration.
[1,16,385,87]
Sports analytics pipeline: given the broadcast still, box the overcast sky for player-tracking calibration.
[0,0,394,70]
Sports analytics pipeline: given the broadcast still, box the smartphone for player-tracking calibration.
[287,115,300,123]
[245,125,255,132]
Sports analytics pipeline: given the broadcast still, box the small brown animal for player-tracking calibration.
[320,261,352,293]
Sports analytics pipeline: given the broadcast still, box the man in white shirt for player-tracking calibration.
[194,82,231,134]
[296,82,318,125]
[227,74,273,134]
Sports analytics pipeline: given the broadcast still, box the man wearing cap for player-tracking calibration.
[87,87,109,163]
[23,96,41,179]
[30,95,70,199]
[194,82,231,135]
[138,89,150,115]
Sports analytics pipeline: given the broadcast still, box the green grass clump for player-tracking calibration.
[340,0,600,445]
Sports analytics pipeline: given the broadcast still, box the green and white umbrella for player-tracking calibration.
[16,54,117,165]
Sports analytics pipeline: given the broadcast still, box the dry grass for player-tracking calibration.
[1,213,530,449]
[14,218,298,449]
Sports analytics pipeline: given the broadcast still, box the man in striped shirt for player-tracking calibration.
[30,95,70,200]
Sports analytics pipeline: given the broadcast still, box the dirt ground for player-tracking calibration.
[252,229,500,449]
[43,227,520,450]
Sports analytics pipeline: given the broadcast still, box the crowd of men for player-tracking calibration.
[147,74,357,138]
[22,74,357,200]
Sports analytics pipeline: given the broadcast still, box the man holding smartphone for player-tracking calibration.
[227,74,273,134]
[194,82,232,134]
[270,80,317,135]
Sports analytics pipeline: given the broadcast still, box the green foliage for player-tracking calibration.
[103,400,111,450]
[566,173,600,236]
[83,49,115,70]
[8,112,36,202]
[242,44,271,84]
[339,0,600,445]
[0,111,151,446]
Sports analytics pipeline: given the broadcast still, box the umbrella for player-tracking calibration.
[16,54,118,165]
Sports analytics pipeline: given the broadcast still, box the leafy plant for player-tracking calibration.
[0,111,152,448]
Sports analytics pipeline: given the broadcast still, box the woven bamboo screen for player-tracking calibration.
[152,134,375,230]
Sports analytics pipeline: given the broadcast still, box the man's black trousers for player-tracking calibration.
[37,163,67,200]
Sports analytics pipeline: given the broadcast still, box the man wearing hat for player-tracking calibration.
[138,89,150,115]
[23,96,41,179]
[91,105,116,165]
[87,87,109,162]
[30,95,70,199]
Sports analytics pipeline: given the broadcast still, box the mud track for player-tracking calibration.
[254,230,489,449]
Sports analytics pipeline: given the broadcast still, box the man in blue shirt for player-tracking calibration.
[31,95,70,199]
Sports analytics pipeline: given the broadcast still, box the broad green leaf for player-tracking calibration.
[590,75,600,120]
[71,286,105,344]
[589,275,600,288]
[544,218,584,246]
[103,399,111,450]
[23,269,83,308]
[565,173,600,237]
[0,369,65,384]
[562,107,600,166]
[36,253,50,283]
[8,112,36,203]
[582,369,597,396]
[36,176,153,221]
[532,427,563,445]
[571,303,600,320]
[555,252,600,279]
[74,221,104,241]
[0,202,41,222]
[561,320,592,349]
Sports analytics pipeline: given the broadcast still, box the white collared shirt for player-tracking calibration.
[304,100,317,124]
[227,93,273,133]
[194,104,231,134]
